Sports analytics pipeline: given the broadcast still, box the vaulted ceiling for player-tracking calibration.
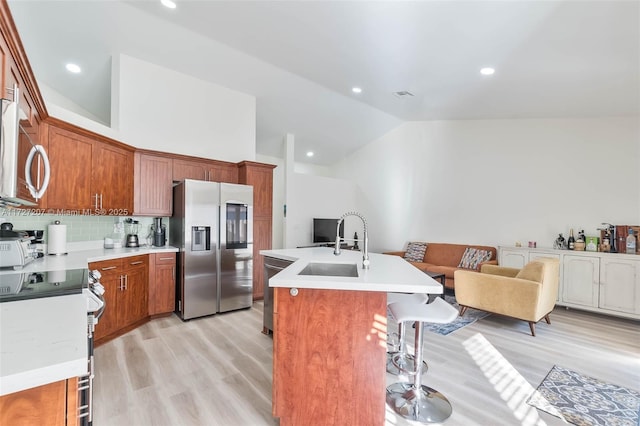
[8,1,639,165]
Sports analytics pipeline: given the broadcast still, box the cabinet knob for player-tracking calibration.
[289,288,298,297]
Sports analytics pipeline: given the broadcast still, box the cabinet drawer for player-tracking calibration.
[89,259,123,276]
[154,253,176,265]
[124,255,148,270]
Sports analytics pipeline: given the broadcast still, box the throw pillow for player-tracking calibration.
[457,247,493,270]
[404,242,427,262]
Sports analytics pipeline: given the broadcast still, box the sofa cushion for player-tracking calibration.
[423,243,469,267]
[404,242,428,262]
[515,261,545,283]
[458,247,493,270]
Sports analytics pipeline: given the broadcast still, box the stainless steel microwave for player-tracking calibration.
[0,86,50,207]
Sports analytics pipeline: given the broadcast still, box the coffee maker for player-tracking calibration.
[152,217,166,247]
[125,219,140,248]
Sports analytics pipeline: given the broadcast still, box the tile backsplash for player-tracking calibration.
[0,213,170,245]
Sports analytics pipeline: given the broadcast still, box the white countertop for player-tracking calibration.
[260,247,442,294]
[0,242,178,275]
[0,293,88,396]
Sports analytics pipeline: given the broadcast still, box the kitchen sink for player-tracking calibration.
[298,262,359,277]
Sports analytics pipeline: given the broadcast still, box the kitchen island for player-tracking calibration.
[260,248,442,426]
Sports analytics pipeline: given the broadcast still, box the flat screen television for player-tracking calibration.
[313,218,344,244]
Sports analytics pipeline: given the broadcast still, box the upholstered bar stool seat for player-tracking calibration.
[386,292,429,378]
[386,297,459,424]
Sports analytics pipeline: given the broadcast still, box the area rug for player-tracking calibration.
[527,365,640,426]
[422,295,490,336]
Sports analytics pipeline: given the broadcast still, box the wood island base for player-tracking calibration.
[272,287,387,426]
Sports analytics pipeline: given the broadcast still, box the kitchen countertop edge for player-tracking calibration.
[260,247,442,294]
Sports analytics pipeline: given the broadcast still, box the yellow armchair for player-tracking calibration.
[453,257,560,336]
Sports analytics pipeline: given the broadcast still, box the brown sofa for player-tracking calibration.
[385,243,497,290]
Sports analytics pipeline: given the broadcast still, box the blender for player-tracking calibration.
[125,219,140,248]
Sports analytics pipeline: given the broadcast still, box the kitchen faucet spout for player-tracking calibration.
[334,212,370,269]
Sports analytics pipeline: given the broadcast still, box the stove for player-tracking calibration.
[0,268,86,303]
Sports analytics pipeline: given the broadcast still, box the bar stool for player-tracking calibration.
[386,297,459,424]
[386,292,429,378]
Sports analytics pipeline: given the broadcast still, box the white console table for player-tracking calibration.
[499,246,640,320]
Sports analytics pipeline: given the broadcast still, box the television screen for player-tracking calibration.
[313,218,344,243]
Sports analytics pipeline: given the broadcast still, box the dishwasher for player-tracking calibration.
[262,256,293,334]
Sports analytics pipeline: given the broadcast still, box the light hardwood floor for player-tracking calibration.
[94,301,639,426]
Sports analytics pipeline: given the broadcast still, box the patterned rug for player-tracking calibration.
[527,365,640,426]
[422,295,490,335]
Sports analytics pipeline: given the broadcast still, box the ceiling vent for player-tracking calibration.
[393,91,415,99]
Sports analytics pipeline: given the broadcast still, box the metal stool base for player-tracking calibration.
[386,382,453,423]
[386,352,428,377]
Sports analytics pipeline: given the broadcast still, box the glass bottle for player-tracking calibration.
[626,229,637,254]
[567,228,575,250]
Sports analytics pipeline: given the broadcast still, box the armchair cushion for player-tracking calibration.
[404,242,428,262]
[515,261,545,282]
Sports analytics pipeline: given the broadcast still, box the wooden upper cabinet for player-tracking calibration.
[172,158,207,181]
[238,161,275,219]
[208,163,238,184]
[133,152,173,216]
[172,157,238,184]
[91,142,133,213]
[45,121,134,213]
[46,125,93,210]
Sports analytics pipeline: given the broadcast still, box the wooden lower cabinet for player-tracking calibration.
[90,255,149,344]
[272,287,386,426]
[0,378,78,426]
[149,252,176,315]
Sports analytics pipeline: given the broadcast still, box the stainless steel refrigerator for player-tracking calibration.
[171,179,253,320]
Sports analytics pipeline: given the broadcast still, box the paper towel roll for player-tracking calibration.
[48,223,67,255]
[48,270,66,283]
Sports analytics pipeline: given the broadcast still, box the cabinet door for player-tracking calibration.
[91,142,133,213]
[151,253,176,315]
[0,380,67,426]
[89,259,123,341]
[47,125,93,210]
[600,258,640,314]
[207,164,238,183]
[172,159,207,181]
[134,153,173,216]
[120,256,148,327]
[562,255,599,307]
[499,249,527,268]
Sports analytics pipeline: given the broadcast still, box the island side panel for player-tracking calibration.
[273,287,387,426]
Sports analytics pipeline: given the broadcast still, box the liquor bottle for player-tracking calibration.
[567,228,575,250]
[626,229,637,254]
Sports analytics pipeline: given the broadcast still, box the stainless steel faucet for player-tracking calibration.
[334,211,369,269]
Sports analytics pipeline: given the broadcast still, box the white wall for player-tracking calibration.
[117,55,256,163]
[42,54,256,164]
[333,117,640,252]
[287,173,358,248]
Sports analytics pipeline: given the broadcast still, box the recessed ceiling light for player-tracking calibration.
[306,151,314,157]
[65,63,81,74]
[161,0,176,9]
[352,87,362,94]
[480,67,495,76]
